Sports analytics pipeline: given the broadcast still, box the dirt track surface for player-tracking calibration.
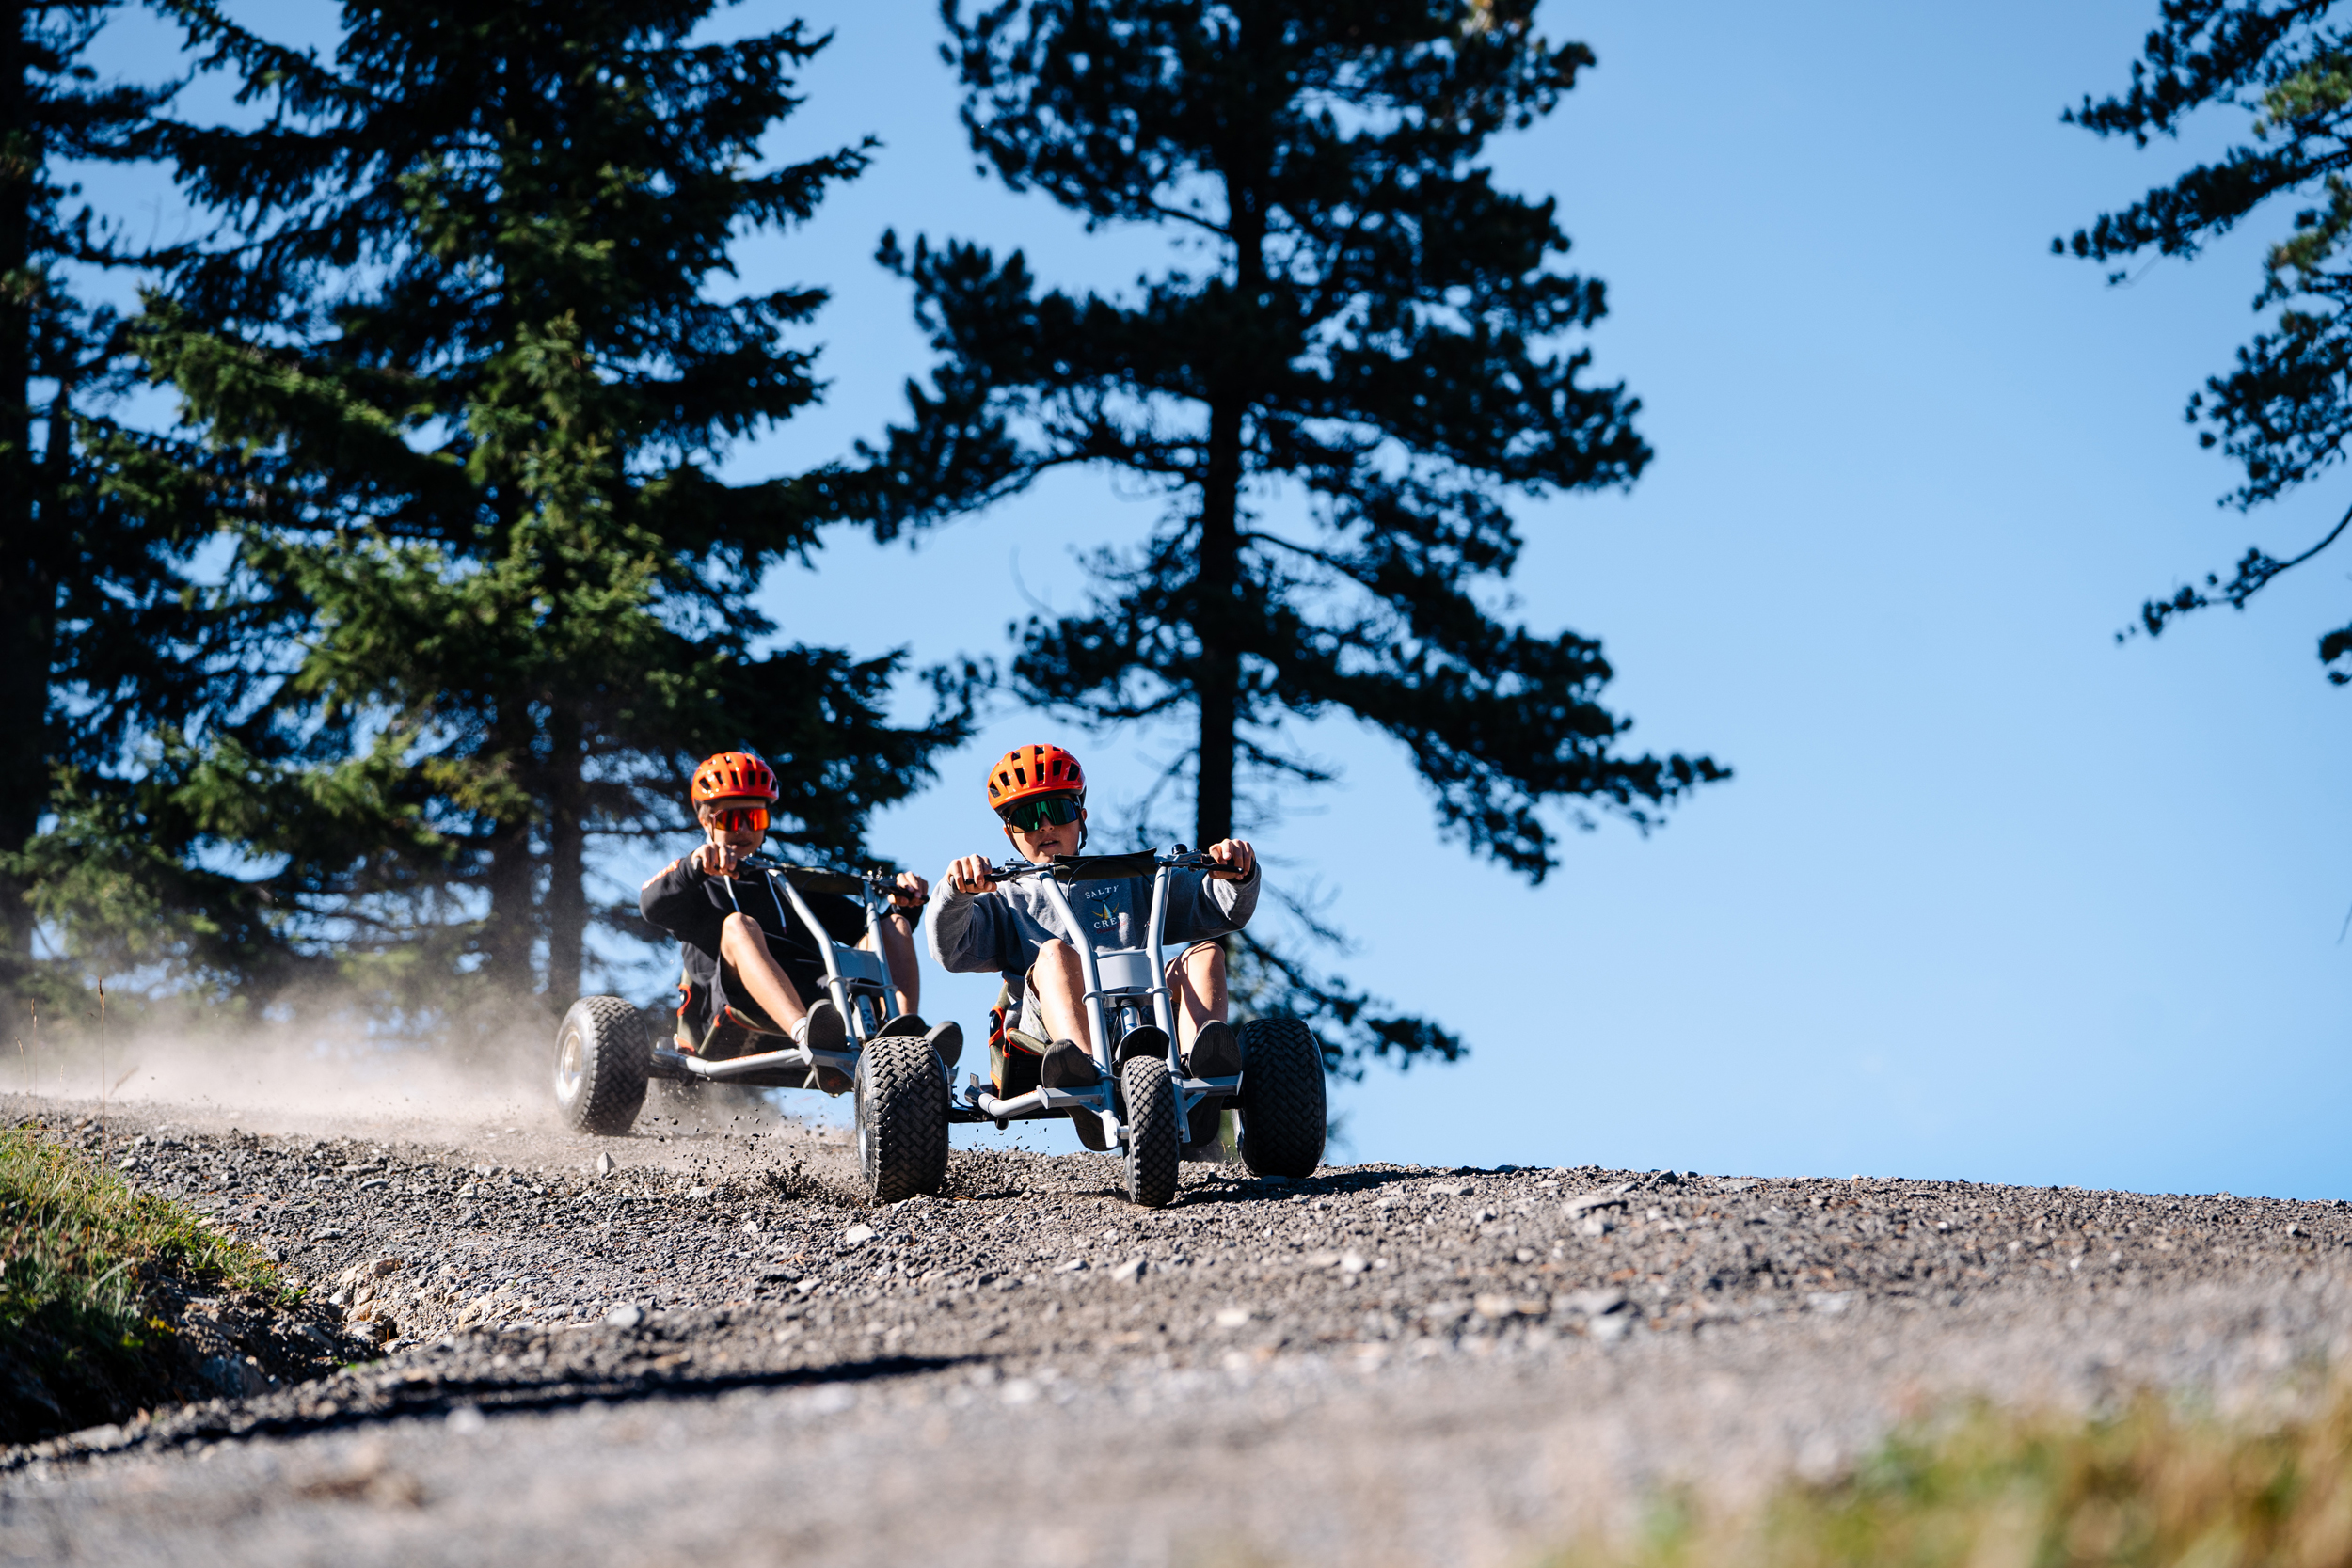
[8,1090,2352,1566]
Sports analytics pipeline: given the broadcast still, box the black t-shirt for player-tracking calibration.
[638,856,866,1025]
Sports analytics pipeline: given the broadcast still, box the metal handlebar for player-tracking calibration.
[736,854,921,905]
[977,847,1219,885]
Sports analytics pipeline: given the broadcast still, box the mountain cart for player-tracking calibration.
[948,847,1327,1207]
[553,855,953,1202]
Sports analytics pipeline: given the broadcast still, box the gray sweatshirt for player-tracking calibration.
[926,857,1260,982]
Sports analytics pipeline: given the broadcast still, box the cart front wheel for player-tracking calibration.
[855,1033,951,1202]
[1118,1054,1181,1208]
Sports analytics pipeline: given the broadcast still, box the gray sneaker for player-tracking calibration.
[793,1000,846,1056]
[1040,1037,1101,1088]
[1184,1020,1242,1079]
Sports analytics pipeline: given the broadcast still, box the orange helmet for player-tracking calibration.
[691,751,780,803]
[985,743,1085,810]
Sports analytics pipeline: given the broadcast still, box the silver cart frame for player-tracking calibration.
[951,847,1242,1148]
[646,856,921,1091]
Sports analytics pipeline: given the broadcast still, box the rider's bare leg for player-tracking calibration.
[1028,938,1090,1052]
[1167,941,1228,1053]
[718,913,811,1031]
[861,918,921,1017]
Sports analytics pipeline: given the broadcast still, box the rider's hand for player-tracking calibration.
[948,854,998,895]
[890,870,930,910]
[1205,838,1256,880]
[693,838,744,877]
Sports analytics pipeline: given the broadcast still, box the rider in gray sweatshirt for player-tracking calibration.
[928,743,1259,1087]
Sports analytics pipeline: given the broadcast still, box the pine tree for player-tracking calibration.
[841,0,1724,1066]
[0,4,190,996]
[2064,1,2352,675]
[70,0,961,1020]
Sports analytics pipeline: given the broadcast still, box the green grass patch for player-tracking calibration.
[1548,1383,2352,1568]
[0,1123,290,1438]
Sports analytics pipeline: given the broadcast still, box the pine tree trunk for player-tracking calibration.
[544,705,585,1004]
[0,6,45,964]
[1196,98,1269,853]
[1196,396,1242,849]
[480,691,539,1002]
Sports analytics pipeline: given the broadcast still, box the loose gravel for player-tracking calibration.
[6,1091,2349,1566]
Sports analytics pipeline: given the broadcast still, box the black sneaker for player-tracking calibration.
[1184,1020,1242,1079]
[925,1020,964,1070]
[793,1000,846,1056]
[1040,1037,1101,1088]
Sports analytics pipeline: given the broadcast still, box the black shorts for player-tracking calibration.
[712,955,829,1035]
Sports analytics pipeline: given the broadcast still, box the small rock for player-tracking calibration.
[310,1227,348,1242]
[457,1184,478,1199]
[1563,1191,1629,1215]
[741,1220,761,1236]
[1713,1178,1759,1193]
[1055,1258,1089,1274]
[1303,1251,1343,1269]
[1557,1289,1628,1317]
[605,1303,646,1329]
[1427,1182,1472,1197]
[686,1186,711,1199]
[1590,1314,1633,1342]
[1579,1216,1614,1237]
[370,1257,403,1276]
[358,1178,389,1192]
[1214,1307,1252,1328]
[1340,1252,1370,1274]
[596,1152,615,1178]
[1472,1293,1521,1319]
[1000,1378,1041,1406]
[1804,1291,1853,1315]
[842,1223,876,1247]
[1112,1257,1146,1284]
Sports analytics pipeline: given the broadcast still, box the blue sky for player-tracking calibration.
[105,1,2352,1196]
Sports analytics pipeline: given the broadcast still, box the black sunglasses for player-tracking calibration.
[997,794,1083,832]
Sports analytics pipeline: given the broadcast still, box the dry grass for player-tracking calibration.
[0,1122,287,1438]
[1544,1381,2352,1568]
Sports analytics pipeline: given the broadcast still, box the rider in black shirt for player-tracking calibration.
[638,752,928,1055]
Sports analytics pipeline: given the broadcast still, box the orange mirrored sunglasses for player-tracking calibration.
[709,806,768,833]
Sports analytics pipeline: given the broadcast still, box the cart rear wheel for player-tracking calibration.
[1118,1054,1181,1208]
[855,1033,950,1202]
[554,996,650,1135]
[1237,1016,1326,1179]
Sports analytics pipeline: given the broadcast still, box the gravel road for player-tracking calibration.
[8,1088,2350,1566]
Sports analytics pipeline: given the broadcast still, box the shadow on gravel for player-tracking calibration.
[22,1351,979,1465]
[1161,1169,1442,1211]
[945,1157,1448,1211]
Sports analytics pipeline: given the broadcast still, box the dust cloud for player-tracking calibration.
[0,990,806,1151]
